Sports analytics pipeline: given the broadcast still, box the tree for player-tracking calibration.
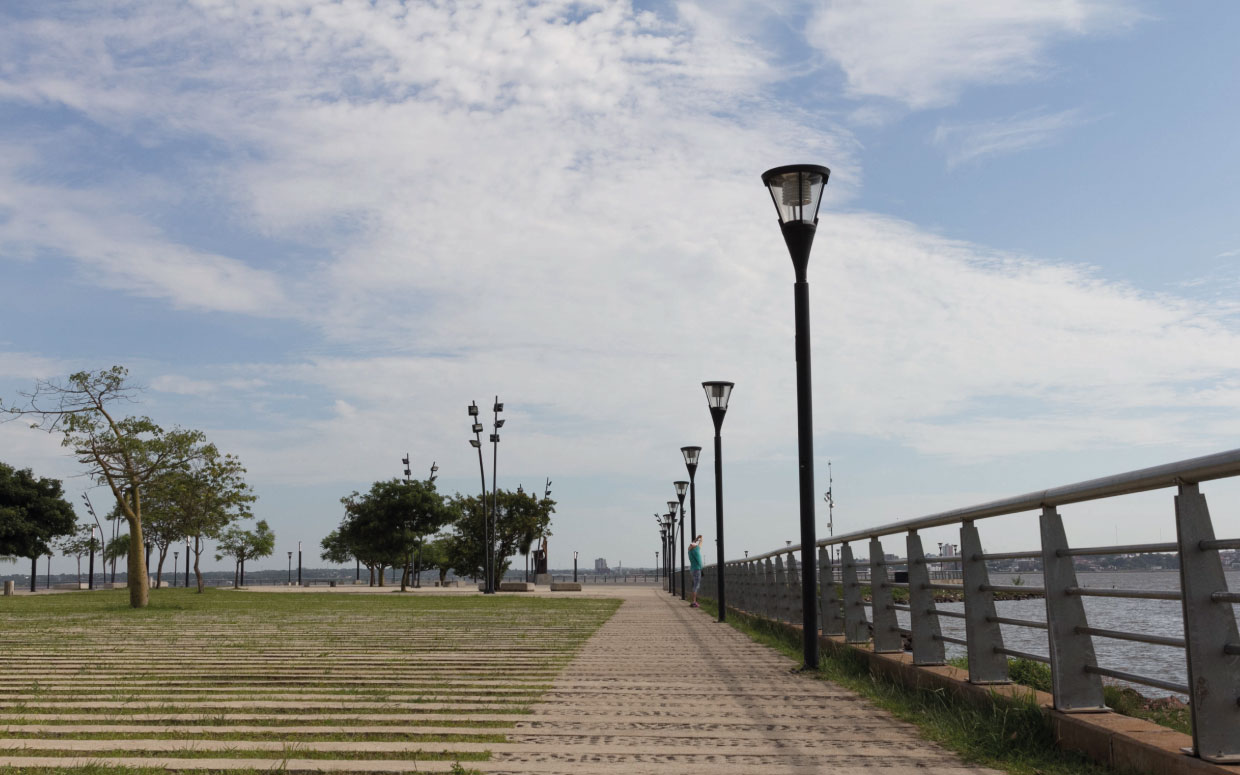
[336,478,452,592]
[419,536,452,586]
[56,524,100,587]
[446,489,554,582]
[3,367,210,607]
[0,462,77,591]
[144,447,255,592]
[214,519,275,587]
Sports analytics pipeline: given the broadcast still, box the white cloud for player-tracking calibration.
[151,375,217,396]
[933,108,1090,166]
[806,0,1142,109]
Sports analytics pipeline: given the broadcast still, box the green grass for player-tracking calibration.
[0,749,490,762]
[698,599,1119,775]
[947,656,1193,736]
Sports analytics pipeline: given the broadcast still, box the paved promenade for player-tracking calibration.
[0,585,995,775]
[495,587,996,774]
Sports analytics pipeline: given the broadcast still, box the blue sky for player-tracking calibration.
[2,0,1239,574]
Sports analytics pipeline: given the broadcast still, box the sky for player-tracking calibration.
[2,0,1239,576]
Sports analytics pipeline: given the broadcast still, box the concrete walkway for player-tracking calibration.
[490,587,997,774]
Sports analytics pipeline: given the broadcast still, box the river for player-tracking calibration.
[891,569,1240,698]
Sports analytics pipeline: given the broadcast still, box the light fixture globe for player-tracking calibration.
[680,446,701,469]
[667,500,679,515]
[702,381,734,411]
[761,164,830,226]
[674,481,688,500]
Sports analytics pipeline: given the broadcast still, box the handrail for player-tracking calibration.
[726,447,1240,565]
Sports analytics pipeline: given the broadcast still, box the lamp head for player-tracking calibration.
[680,445,701,473]
[468,401,479,417]
[761,163,830,280]
[667,500,678,515]
[674,480,689,501]
[470,439,482,448]
[702,381,734,431]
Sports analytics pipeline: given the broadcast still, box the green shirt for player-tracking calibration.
[689,545,703,570]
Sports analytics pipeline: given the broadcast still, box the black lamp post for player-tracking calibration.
[173,550,179,589]
[573,551,578,583]
[675,481,689,600]
[702,381,733,622]
[288,551,293,585]
[297,541,302,586]
[668,499,682,600]
[490,398,504,587]
[185,537,191,588]
[468,401,492,594]
[87,524,96,591]
[761,163,830,670]
[665,511,677,595]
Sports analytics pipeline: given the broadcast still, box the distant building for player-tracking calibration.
[594,558,609,572]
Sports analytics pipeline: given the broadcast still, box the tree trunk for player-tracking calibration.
[377,564,385,587]
[194,537,204,593]
[126,517,149,608]
[400,555,410,592]
[76,556,82,587]
[30,555,37,592]
[155,546,167,588]
[368,565,374,587]
[240,556,245,587]
[234,562,239,588]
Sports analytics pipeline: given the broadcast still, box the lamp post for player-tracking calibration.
[468,401,492,594]
[88,524,97,591]
[490,398,504,588]
[680,445,700,546]
[573,551,578,583]
[702,381,733,622]
[675,481,689,601]
[185,537,191,588]
[288,551,293,585]
[173,550,179,589]
[664,511,677,596]
[297,541,302,586]
[761,163,830,670]
[668,499,682,600]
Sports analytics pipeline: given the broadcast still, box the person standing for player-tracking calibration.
[688,535,704,608]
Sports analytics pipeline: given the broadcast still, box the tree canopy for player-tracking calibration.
[0,462,77,589]
[215,519,275,587]
[333,478,453,590]
[446,489,554,582]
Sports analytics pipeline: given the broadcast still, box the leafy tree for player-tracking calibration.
[0,462,77,591]
[446,489,554,582]
[144,448,255,592]
[56,524,100,586]
[214,519,275,587]
[2,367,211,607]
[336,478,452,591]
[419,536,452,586]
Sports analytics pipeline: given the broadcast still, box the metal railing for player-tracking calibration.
[698,448,1240,764]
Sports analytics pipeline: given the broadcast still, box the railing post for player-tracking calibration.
[841,543,869,644]
[786,552,801,625]
[906,531,945,665]
[869,537,902,653]
[820,546,843,636]
[761,558,774,619]
[1174,482,1240,763]
[773,555,788,623]
[960,521,1008,683]
[1041,506,1105,711]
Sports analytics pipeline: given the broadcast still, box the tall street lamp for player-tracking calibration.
[664,511,677,595]
[761,163,830,670]
[297,541,303,586]
[468,401,492,594]
[173,550,179,589]
[668,499,683,600]
[185,537,191,588]
[702,381,733,621]
[675,481,689,601]
[573,550,579,583]
[680,447,700,548]
[88,524,97,591]
[490,398,504,588]
[288,551,293,585]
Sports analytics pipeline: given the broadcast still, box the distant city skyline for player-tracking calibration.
[2,1,1239,576]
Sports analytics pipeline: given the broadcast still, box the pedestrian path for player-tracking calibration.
[0,586,995,775]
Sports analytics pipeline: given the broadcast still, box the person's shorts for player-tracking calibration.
[692,569,702,592]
